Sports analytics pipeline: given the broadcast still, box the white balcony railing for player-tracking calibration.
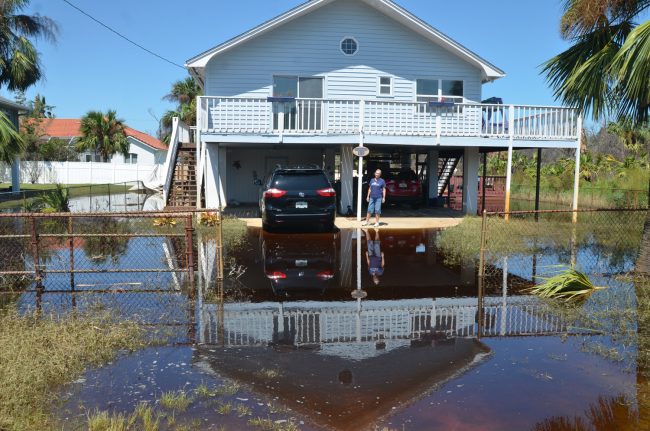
[198,97,579,141]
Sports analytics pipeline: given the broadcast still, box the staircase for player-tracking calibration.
[166,144,197,208]
[437,157,460,196]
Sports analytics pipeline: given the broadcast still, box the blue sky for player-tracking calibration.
[14,0,572,136]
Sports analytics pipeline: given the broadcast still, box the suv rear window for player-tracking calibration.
[271,171,330,190]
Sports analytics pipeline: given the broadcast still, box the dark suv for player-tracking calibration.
[260,166,336,231]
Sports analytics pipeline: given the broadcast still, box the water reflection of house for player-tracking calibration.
[195,336,490,430]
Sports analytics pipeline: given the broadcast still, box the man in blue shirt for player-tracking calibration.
[363,169,386,227]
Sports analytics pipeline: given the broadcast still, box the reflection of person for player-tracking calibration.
[364,228,385,285]
[363,169,386,227]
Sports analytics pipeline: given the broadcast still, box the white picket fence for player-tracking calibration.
[0,161,164,186]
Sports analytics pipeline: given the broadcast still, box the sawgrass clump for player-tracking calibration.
[0,308,146,431]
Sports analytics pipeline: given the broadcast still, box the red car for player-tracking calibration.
[385,169,422,208]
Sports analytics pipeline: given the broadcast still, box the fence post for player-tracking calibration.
[216,211,224,282]
[68,215,74,290]
[185,215,195,296]
[29,216,42,290]
[477,209,488,338]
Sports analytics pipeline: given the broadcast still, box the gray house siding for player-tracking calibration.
[204,0,483,102]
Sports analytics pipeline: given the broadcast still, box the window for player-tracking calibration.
[272,76,324,130]
[340,37,358,55]
[124,153,138,164]
[84,153,101,162]
[416,79,464,112]
[378,76,393,96]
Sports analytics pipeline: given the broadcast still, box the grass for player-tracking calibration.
[235,403,252,417]
[0,307,146,431]
[159,391,193,412]
[216,402,233,415]
[248,417,300,431]
[87,403,160,431]
[436,210,646,266]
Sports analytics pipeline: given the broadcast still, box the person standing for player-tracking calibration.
[363,169,386,227]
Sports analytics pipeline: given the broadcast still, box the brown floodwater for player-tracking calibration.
[13,226,645,430]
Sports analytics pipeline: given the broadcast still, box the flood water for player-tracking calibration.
[8,221,649,430]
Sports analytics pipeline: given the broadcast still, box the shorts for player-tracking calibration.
[368,197,382,215]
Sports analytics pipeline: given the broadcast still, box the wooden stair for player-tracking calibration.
[167,145,197,208]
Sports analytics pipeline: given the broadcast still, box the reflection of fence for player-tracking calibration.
[0,210,228,296]
[199,297,567,347]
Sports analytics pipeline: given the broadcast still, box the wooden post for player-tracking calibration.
[481,152,487,213]
[535,147,542,220]
[29,216,42,290]
[68,215,74,290]
[185,215,195,295]
[216,211,224,282]
[477,210,487,338]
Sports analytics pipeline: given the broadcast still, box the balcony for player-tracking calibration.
[198,97,579,143]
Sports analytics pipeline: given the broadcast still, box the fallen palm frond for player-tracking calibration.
[529,267,606,301]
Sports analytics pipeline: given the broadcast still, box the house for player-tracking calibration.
[170,0,581,215]
[40,119,167,165]
[0,96,29,193]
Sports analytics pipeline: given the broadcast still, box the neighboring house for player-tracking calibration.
[0,96,29,192]
[40,119,167,165]
[175,0,580,214]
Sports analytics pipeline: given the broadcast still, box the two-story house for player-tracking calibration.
[165,0,581,215]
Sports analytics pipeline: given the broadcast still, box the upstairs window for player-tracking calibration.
[340,37,358,55]
[378,76,393,96]
[416,79,464,112]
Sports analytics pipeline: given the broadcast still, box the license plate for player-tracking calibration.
[295,260,308,267]
[296,201,308,209]
[399,183,407,188]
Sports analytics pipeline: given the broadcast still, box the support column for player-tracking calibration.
[535,148,542,213]
[205,144,227,209]
[427,149,439,202]
[462,147,479,215]
[504,145,513,220]
[10,156,20,193]
[340,144,354,215]
[572,116,583,223]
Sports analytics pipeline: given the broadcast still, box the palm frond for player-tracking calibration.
[529,267,605,301]
[610,19,650,124]
[0,111,24,163]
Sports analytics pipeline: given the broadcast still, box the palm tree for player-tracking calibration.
[543,0,650,275]
[542,0,649,125]
[76,110,129,162]
[0,0,57,91]
[160,76,202,143]
[0,111,24,163]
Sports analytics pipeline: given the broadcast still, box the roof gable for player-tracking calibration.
[186,0,505,82]
[38,119,166,151]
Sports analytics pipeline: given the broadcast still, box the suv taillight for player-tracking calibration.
[264,188,287,198]
[317,187,336,197]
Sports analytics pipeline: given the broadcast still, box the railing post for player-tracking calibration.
[185,215,195,295]
[29,216,42,290]
[278,103,285,143]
